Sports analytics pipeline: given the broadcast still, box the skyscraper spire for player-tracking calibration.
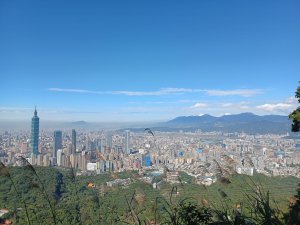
[31,107,40,155]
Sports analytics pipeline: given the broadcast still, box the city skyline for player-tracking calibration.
[1,1,299,121]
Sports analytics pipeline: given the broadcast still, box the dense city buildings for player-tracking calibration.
[30,107,39,156]
[0,108,300,186]
[1,128,300,180]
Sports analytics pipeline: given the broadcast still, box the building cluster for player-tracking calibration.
[106,178,131,187]
[1,108,300,187]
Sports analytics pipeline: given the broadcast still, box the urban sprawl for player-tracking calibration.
[1,109,300,188]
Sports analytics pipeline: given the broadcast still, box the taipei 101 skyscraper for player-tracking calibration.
[31,107,39,155]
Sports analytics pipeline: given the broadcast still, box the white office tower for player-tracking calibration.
[57,149,63,166]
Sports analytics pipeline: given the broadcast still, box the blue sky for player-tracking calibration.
[0,0,299,121]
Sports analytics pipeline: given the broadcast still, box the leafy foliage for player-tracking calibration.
[289,83,300,132]
[284,184,300,225]
[0,166,300,224]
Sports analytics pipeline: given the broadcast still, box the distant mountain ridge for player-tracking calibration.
[71,121,89,126]
[166,113,288,126]
[157,113,291,134]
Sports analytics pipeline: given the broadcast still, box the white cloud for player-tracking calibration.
[49,87,264,97]
[256,96,298,112]
[48,87,193,96]
[286,96,298,104]
[201,89,263,97]
[48,88,105,94]
[256,103,293,111]
[240,105,249,109]
[221,101,250,109]
[112,88,192,96]
[191,103,208,109]
[222,103,234,107]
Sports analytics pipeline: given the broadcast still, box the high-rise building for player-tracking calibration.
[57,149,63,167]
[97,138,105,153]
[107,133,113,148]
[86,139,95,151]
[125,130,130,154]
[72,129,76,153]
[53,130,62,158]
[31,107,39,156]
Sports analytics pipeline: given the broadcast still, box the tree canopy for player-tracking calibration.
[289,83,300,132]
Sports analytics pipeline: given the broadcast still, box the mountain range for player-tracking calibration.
[154,113,292,134]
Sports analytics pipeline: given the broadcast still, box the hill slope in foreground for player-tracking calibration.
[0,167,299,224]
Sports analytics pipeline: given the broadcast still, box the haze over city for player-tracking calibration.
[1,1,300,122]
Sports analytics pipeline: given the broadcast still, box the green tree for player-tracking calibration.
[177,202,212,225]
[286,82,300,224]
[289,82,300,132]
[284,184,300,225]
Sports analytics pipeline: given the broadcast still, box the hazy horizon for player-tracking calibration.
[0,111,292,131]
[0,111,291,123]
